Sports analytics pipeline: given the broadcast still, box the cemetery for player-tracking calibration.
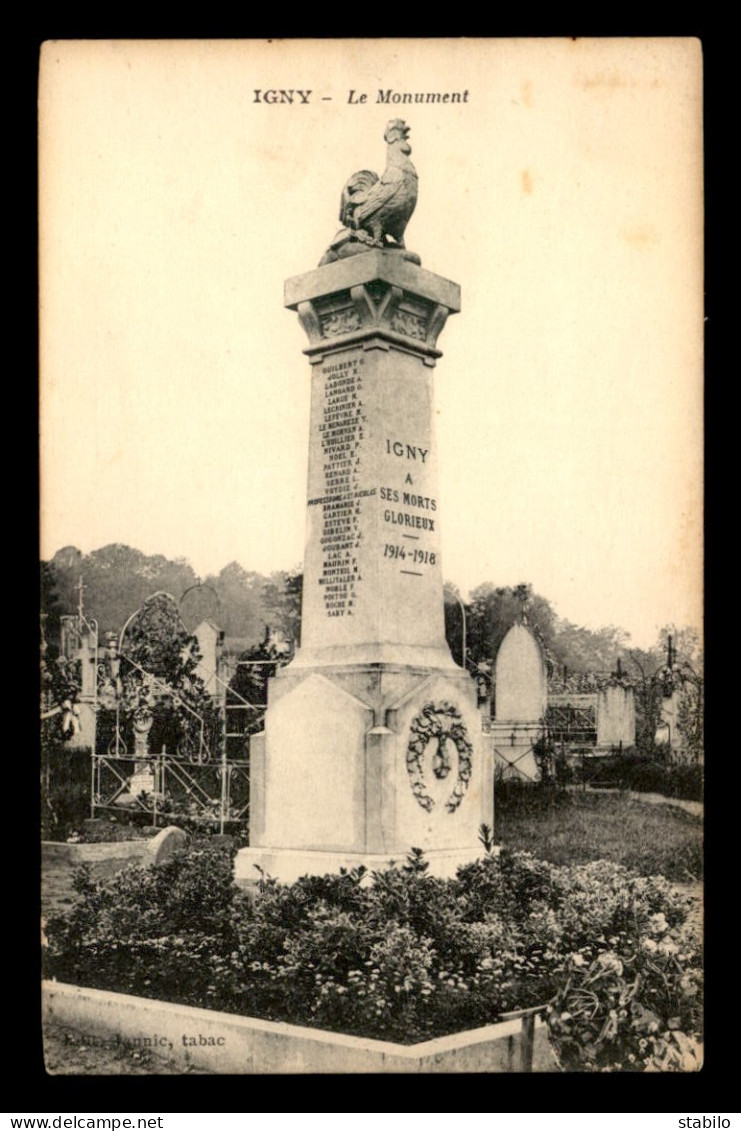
[40,117,703,1074]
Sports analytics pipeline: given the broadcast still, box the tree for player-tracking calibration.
[202,561,265,641]
[40,560,65,655]
[261,569,303,647]
[465,582,557,670]
[48,545,199,636]
[628,648,666,757]
[224,630,290,743]
[44,544,303,652]
[550,620,632,675]
[40,561,82,737]
[40,561,88,838]
[443,583,466,667]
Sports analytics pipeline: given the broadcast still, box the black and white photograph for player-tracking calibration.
[39,37,703,1075]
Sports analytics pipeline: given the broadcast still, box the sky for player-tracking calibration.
[39,38,703,649]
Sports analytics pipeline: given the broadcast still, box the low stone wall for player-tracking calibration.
[42,840,151,866]
[42,826,187,869]
[42,981,559,1074]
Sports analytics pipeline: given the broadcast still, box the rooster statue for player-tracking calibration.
[319,120,420,266]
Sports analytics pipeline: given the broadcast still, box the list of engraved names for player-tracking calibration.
[307,358,439,620]
[308,358,373,619]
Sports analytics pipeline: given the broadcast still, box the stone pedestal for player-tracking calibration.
[236,252,491,884]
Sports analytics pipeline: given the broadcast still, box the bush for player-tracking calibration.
[43,843,240,1003]
[43,844,702,1068]
[547,923,703,1071]
[41,741,92,841]
[570,750,703,802]
[665,763,703,802]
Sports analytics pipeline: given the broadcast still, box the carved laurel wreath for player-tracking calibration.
[406,701,473,814]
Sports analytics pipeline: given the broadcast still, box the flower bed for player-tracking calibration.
[42,843,702,1071]
[68,820,161,844]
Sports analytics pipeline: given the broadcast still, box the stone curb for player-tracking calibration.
[42,827,188,869]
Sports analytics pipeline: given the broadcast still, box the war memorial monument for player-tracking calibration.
[235,121,492,884]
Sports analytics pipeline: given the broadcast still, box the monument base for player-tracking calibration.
[235,845,492,887]
[249,661,493,860]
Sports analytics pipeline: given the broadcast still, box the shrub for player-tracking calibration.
[43,845,702,1067]
[41,742,92,841]
[547,921,703,1071]
[43,843,240,1000]
[620,757,704,802]
[579,751,704,802]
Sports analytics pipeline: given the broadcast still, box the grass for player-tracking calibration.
[495,785,703,883]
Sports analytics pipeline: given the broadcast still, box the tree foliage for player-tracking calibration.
[48,545,199,637]
[225,630,291,742]
[550,621,632,675]
[200,561,266,640]
[40,561,83,742]
[99,593,221,761]
[261,569,303,647]
[46,547,302,650]
[457,582,557,671]
[624,626,703,761]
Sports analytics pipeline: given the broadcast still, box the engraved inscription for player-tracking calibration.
[381,438,438,576]
[312,358,371,618]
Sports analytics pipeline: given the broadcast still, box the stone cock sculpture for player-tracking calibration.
[319,120,421,266]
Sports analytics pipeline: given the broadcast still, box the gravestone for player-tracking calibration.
[489,623,547,782]
[494,623,547,722]
[193,619,226,707]
[235,123,491,883]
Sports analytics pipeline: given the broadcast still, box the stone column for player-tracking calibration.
[236,251,491,884]
[287,250,460,671]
